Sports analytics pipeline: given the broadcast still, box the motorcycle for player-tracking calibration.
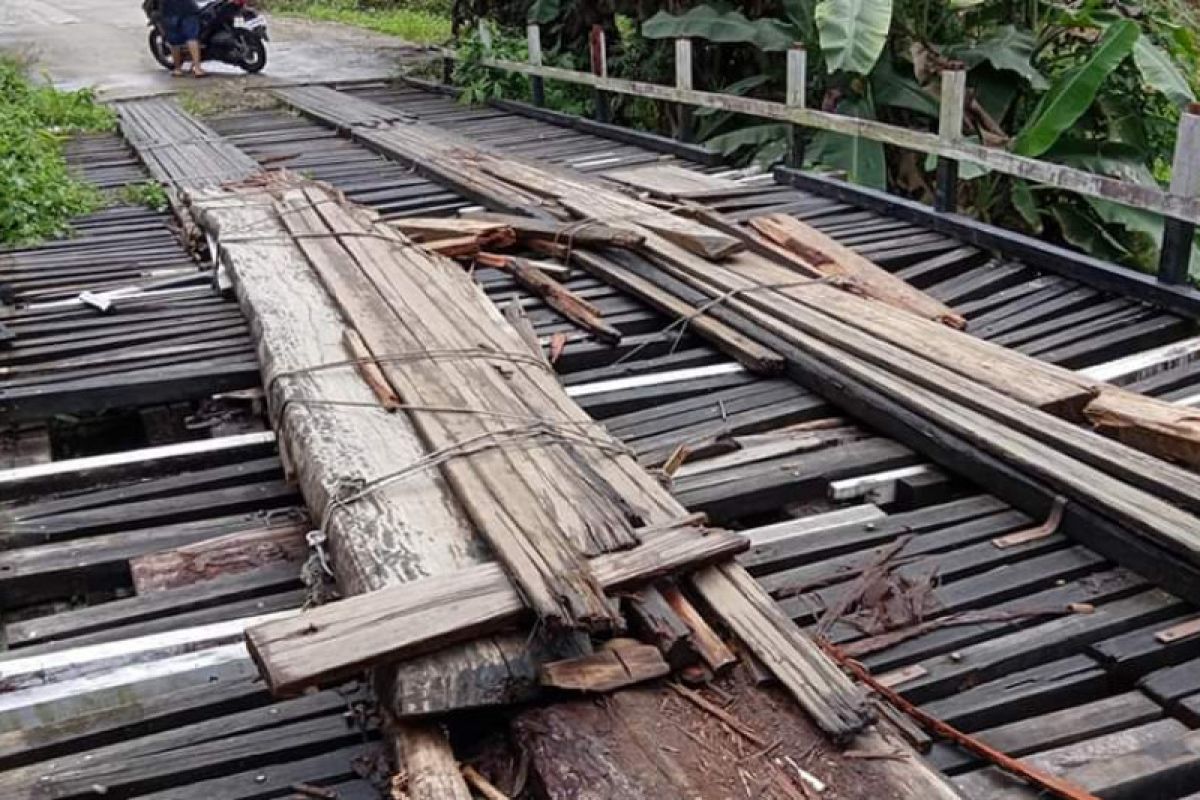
[143,0,269,74]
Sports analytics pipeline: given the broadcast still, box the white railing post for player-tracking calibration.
[1160,103,1200,284]
[935,66,967,214]
[785,44,807,169]
[478,19,493,54]
[675,38,694,142]
[590,24,610,123]
[527,23,545,107]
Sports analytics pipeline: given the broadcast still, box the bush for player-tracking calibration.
[0,58,114,245]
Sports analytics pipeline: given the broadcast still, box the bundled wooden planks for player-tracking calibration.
[269,86,1200,589]
[117,98,260,189]
[190,165,875,743]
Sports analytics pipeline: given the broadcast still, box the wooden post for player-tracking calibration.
[590,24,611,124]
[1159,103,1200,285]
[527,23,545,108]
[477,18,493,54]
[935,67,967,214]
[786,45,806,169]
[675,38,694,143]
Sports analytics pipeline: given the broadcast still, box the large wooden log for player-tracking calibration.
[187,181,536,737]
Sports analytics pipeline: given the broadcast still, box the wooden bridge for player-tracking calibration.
[2,70,1200,800]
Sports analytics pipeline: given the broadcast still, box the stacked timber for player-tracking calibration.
[270,85,1200,610]
[176,168,949,797]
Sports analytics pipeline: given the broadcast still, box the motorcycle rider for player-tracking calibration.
[161,0,207,78]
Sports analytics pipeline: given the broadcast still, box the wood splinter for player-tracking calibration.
[539,640,669,693]
[342,328,401,412]
[476,252,622,344]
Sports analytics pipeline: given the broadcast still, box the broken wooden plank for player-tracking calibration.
[748,213,966,328]
[244,525,747,696]
[1085,387,1200,469]
[475,252,621,343]
[539,642,669,693]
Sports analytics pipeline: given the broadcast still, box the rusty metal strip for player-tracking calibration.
[992,495,1067,549]
[820,640,1101,800]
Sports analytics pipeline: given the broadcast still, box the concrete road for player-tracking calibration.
[0,0,427,98]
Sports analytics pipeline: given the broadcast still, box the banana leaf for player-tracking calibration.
[1012,20,1139,157]
[815,0,893,74]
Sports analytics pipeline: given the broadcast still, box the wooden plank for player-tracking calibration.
[739,504,886,548]
[5,563,300,648]
[893,590,1183,704]
[1085,387,1200,469]
[0,613,292,694]
[604,163,737,198]
[928,692,1164,775]
[129,525,306,593]
[244,525,747,696]
[1079,336,1200,386]
[539,642,669,692]
[953,719,1188,799]
[921,655,1109,731]
[748,213,965,327]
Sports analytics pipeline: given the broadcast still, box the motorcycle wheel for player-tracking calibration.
[147,28,175,70]
[234,29,267,74]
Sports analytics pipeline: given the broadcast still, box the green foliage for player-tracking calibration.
[815,0,894,75]
[1013,21,1139,157]
[115,181,170,213]
[0,58,112,245]
[453,22,589,114]
[948,25,1048,90]
[642,7,795,51]
[264,0,451,43]
[451,0,1200,277]
[808,93,887,188]
[1132,36,1196,106]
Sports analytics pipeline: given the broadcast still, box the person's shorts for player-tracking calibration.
[163,14,200,46]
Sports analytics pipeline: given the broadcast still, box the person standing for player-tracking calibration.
[161,0,207,78]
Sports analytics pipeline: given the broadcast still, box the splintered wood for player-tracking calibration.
[245,523,747,695]
[238,175,683,632]
[748,213,966,329]
[192,161,875,743]
[272,85,1200,576]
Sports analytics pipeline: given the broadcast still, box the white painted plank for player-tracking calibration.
[0,431,276,488]
[828,465,943,503]
[565,362,745,398]
[1079,336,1200,386]
[740,505,886,548]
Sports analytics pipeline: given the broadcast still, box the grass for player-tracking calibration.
[114,181,170,213]
[0,57,115,245]
[264,0,451,45]
[177,81,282,118]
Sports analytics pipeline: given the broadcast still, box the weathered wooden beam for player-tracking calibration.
[775,167,1200,318]
[747,212,964,327]
[244,525,748,696]
[675,38,694,143]
[935,67,967,214]
[1158,104,1200,284]
[527,23,545,108]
